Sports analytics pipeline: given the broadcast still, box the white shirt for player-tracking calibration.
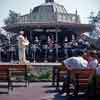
[63,56,88,69]
[18,35,29,48]
[87,59,98,68]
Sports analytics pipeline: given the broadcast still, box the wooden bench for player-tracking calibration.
[0,64,28,93]
[71,68,95,96]
[0,65,11,93]
[9,64,28,88]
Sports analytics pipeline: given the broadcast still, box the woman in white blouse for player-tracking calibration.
[87,50,98,68]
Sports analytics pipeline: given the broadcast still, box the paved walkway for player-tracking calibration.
[0,82,83,100]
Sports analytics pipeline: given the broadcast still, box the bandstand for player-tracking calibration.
[3,0,93,62]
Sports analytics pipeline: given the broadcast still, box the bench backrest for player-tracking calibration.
[0,65,9,81]
[9,64,26,70]
[71,68,95,86]
[0,64,27,80]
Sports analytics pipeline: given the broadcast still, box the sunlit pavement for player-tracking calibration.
[0,82,87,100]
[0,82,84,100]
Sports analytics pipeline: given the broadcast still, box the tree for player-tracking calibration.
[4,10,20,25]
[88,11,100,49]
[89,11,100,39]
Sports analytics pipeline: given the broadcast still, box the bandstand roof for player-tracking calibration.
[3,0,93,33]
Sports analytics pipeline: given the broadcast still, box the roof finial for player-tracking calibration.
[45,0,54,3]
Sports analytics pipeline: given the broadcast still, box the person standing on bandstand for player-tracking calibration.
[17,31,29,64]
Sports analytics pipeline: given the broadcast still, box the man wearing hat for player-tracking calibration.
[18,31,29,64]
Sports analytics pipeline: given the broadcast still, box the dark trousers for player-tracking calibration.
[85,75,96,97]
[61,75,71,94]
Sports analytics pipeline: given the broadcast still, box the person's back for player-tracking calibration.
[63,56,88,69]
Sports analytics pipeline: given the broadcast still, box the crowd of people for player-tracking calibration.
[0,34,90,62]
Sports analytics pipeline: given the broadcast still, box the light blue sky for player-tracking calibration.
[0,0,100,26]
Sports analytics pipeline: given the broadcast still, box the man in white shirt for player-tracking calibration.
[63,51,88,70]
[18,31,29,64]
[59,51,88,94]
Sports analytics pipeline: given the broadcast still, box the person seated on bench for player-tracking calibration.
[59,51,88,94]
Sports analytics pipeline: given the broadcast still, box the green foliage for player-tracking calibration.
[37,70,51,80]
[89,11,100,43]
[26,70,52,81]
[4,10,20,25]
[26,72,38,81]
[89,11,100,24]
